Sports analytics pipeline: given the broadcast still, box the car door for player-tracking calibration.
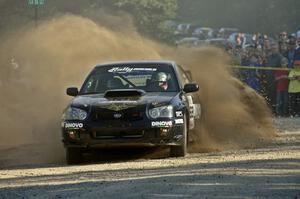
[176,65,201,130]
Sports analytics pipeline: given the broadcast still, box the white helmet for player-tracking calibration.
[153,72,168,82]
[296,30,300,38]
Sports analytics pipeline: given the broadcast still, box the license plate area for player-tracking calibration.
[93,130,144,139]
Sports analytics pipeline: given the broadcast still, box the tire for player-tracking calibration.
[170,115,187,157]
[66,147,83,165]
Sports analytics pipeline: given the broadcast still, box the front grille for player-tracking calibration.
[91,106,145,122]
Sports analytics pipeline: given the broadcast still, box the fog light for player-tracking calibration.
[68,131,76,140]
[160,128,170,137]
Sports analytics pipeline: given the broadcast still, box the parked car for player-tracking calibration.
[192,27,214,40]
[205,38,229,48]
[175,37,201,47]
[218,28,240,38]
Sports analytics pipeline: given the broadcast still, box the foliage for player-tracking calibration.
[113,0,178,40]
[177,0,300,35]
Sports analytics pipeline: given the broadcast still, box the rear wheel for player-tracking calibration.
[170,115,187,157]
[66,147,83,165]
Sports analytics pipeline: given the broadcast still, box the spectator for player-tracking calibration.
[279,31,288,43]
[265,43,285,113]
[294,31,300,61]
[279,41,288,55]
[297,30,300,39]
[229,47,242,65]
[236,33,246,49]
[286,39,297,68]
[252,33,260,48]
[258,34,265,49]
[240,54,262,93]
[288,60,300,117]
[262,37,272,59]
[241,48,250,66]
[275,58,289,117]
[288,34,297,44]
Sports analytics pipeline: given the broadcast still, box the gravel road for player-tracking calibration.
[0,118,299,199]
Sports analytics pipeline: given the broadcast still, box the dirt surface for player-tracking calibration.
[0,118,299,199]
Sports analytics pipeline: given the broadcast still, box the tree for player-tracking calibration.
[177,0,300,35]
[113,0,178,40]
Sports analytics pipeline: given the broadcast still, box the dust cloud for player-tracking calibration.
[0,14,276,166]
[165,48,276,152]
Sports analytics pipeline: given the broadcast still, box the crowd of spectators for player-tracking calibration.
[228,30,300,117]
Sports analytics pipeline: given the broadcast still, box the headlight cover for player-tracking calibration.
[149,105,173,119]
[62,107,88,120]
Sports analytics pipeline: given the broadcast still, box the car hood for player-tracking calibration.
[71,92,178,108]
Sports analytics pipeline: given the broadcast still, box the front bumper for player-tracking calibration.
[61,120,185,149]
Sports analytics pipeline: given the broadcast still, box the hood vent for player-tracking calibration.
[104,89,146,98]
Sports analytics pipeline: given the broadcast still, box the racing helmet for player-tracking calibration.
[153,72,168,82]
[152,72,168,90]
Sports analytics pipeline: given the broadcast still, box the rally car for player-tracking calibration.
[62,61,201,164]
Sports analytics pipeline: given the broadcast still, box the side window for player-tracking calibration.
[82,74,107,93]
[177,65,191,87]
[84,76,97,93]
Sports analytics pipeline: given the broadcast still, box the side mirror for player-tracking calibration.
[66,87,79,97]
[183,83,199,93]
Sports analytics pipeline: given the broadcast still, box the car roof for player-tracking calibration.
[95,60,176,68]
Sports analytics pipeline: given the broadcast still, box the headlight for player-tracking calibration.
[149,105,173,119]
[62,107,87,120]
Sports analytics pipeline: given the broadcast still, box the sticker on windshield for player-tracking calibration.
[108,67,157,73]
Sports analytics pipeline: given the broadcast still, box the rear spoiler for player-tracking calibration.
[104,89,146,98]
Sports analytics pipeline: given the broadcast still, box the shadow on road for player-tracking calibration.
[0,158,299,199]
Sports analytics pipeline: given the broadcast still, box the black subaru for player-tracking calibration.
[62,61,201,164]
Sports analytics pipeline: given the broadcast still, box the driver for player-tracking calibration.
[150,72,168,91]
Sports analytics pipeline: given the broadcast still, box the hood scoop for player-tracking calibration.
[104,89,146,98]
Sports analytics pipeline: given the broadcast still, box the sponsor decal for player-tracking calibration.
[108,67,133,73]
[108,67,157,73]
[187,96,194,117]
[175,119,184,124]
[113,113,122,119]
[175,111,183,117]
[151,121,173,127]
[65,123,84,129]
[193,104,201,119]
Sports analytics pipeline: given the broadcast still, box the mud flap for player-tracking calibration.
[187,96,201,130]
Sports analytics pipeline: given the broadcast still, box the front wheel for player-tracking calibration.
[170,115,187,157]
[66,147,83,165]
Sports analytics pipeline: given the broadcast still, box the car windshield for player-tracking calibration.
[80,64,179,94]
